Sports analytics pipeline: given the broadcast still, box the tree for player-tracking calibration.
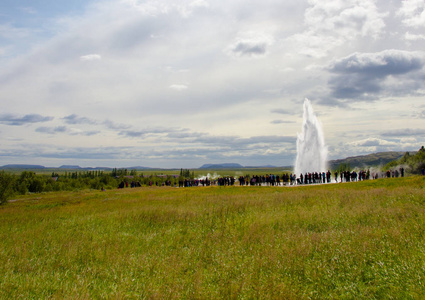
[0,171,15,205]
[180,169,191,178]
[336,163,350,173]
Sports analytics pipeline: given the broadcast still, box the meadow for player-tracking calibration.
[1,176,425,299]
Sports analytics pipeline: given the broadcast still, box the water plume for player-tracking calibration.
[294,98,328,176]
[197,173,219,180]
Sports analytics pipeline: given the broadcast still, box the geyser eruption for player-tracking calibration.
[294,98,328,176]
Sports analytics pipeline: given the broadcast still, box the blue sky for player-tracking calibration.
[0,0,425,168]
[0,1,88,52]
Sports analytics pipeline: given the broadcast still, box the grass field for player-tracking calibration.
[1,176,425,299]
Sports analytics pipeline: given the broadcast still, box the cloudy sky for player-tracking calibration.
[0,0,424,168]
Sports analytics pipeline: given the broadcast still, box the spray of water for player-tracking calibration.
[294,98,328,176]
[197,173,220,180]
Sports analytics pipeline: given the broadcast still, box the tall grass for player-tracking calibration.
[1,176,425,298]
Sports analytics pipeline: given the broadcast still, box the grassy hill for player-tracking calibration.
[385,146,425,174]
[328,151,405,170]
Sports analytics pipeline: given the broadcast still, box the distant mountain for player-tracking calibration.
[1,164,45,169]
[328,151,405,170]
[199,163,244,169]
[0,151,412,172]
[126,166,154,170]
[59,165,82,169]
[244,165,279,168]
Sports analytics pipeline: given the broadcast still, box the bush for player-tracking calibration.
[0,171,15,205]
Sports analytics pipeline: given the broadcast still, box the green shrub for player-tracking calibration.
[0,171,15,204]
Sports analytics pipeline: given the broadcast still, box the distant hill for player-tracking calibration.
[199,163,244,169]
[328,151,405,170]
[1,164,45,169]
[126,166,154,170]
[59,165,82,169]
[60,166,116,171]
[58,166,153,170]
[0,151,414,172]
[0,165,151,171]
[244,165,279,168]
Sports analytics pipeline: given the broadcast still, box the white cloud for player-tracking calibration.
[381,128,425,137]
[0,24,32,39]
[19,7,38,14]
[279,67,295,72]
[405,32,425,41]
[190,0,209,8]
[121,0,208,18]
[80,54,101,61]
[120,0,170,16]
[400,137,417,143]
[169,84,188,91]
[289,0,387,57]
[0,47,8,56]
[348,137,398,147]
[399,0,425,28]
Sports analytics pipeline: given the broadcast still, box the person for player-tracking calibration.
[118,181,124,189]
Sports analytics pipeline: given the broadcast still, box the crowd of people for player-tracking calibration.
[238,174,282,186]
[294,167,405,185]
[178,178,214,187]
[202,167,407,187]
[116,167,409,189]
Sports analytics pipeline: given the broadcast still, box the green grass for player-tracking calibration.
[1,177,425,299]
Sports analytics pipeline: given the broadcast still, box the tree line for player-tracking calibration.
[0,169,190,205]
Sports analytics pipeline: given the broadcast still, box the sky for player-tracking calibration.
[0,0,424,168]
